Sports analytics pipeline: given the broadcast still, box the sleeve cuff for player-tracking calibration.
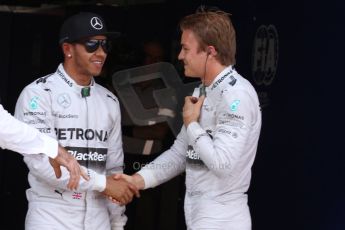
[92,174,106,192]
[137,168,159,189]
[186,121,206,142]
[41,135,58,158]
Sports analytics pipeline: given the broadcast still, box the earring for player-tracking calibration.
[67,54,72,58]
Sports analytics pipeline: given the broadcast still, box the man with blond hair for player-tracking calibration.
[116,7,262,229]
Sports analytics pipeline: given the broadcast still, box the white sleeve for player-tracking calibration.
[105,97,127,227]
[137,127,187,189]
[0,104,58,158]
[108,201,127,230]
[105,100,124,175]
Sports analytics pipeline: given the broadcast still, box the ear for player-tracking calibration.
[206,46,217,56]
[62,43,73,58]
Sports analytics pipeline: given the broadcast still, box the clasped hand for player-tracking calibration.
[102,175,140,206]
[183,95,205,126]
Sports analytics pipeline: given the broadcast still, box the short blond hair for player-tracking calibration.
[179,7,236,65]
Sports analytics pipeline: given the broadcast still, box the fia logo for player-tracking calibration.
[252,25,279,86]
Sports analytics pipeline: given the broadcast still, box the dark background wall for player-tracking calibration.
[0,0,344,229]
[301,1,345,229]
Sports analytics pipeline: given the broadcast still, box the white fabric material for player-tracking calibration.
[0,104,58,158]
[93,172,106,192]
[25,199,111,230]
[15,64,126,230]
[138,66,261,229]
[108,203,127,230]
[184,194,251,230]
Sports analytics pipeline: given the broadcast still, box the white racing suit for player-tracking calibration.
[138,66,262,230]
[0,104,57,157]
[15,64,126,230]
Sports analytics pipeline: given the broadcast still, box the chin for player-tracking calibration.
[184,70,192,77]
[92,71,102,77]
[184,72,199,78]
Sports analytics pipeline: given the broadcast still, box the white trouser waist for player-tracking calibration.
[26,184,105,208]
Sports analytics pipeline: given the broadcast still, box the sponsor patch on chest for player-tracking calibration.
[186,145,205,166]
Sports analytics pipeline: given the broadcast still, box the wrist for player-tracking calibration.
[132,174,145,190]
[184,118,195,127]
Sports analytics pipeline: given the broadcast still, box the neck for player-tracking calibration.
[63,62,92,86]
[204,61,227,86]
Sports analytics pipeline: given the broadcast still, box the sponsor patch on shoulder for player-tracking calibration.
[230,99,240,111]
[29,96,39,110]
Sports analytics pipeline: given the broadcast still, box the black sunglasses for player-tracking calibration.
[78,39,112,53]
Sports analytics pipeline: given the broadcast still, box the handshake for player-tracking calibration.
[102,173,145,206]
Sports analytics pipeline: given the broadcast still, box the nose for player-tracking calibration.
[94,45,107,56]
[178,50,183,60]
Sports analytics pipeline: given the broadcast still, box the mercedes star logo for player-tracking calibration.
[57,93,71,108]
[90,17,103,30]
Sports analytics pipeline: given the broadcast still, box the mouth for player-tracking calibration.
[91,60,104,67]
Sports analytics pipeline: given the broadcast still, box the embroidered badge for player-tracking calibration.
[230,100,240,112]
[29,96,39,110]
